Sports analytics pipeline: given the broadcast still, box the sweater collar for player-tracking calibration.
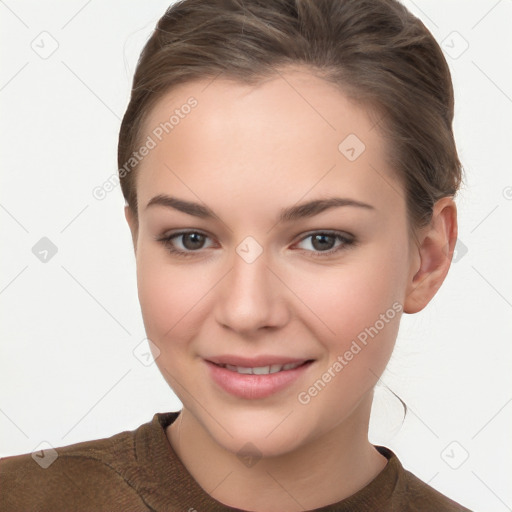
[134,411,400,511]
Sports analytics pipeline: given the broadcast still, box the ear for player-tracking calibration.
[403,197,458,314]
[124,205,138,256]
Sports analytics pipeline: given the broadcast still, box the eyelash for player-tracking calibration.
[155,230,356,259]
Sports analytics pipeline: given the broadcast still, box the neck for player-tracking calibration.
[166,394,387,512]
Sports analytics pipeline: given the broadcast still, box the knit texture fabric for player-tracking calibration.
[0,411,472,511]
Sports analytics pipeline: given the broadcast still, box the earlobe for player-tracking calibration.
[403,197,458,314]
[124,205,138,255]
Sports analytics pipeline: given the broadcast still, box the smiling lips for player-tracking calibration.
[205,355,314,399]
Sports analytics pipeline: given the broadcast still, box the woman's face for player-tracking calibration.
[126,69,419,456]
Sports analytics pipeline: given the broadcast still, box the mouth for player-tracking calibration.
[204,357,315,400]
[209,360,313,375]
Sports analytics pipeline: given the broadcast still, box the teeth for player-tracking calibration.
[252,366,270,375]
[225,364,252,374]
[220,361,304,374]
[269,364,282,374]
[283,362,301,370]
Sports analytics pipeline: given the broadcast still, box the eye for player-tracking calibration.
[294,231,355,258]
[156,229,356,259]
[156,230,215,258]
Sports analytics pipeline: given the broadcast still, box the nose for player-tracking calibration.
[214,246,290,335]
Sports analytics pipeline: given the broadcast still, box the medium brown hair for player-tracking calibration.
[118,0,462,228]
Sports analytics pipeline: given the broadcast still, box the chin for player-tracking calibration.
[221,428,304,460]
[204,408,314,459]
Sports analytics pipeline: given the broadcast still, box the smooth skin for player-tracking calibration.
[125,67,457,512]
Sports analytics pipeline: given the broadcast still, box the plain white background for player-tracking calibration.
[1,1,511,511]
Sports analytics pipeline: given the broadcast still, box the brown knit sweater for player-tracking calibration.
[0,411,472,511]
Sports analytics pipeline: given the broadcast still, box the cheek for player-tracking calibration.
[291,251,404,338]
[290,260,404,415]
[135,248,209,346]
[284,242,406,383]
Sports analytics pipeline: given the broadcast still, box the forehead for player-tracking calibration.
[135,69,403,218]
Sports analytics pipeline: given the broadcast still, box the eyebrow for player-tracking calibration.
[145,194,375,222]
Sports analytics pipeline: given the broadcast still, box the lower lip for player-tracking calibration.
[205,360,314,400]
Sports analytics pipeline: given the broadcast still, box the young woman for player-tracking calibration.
[1,0,473,510]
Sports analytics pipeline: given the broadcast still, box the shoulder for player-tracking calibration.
[380,447,473,512]
[0,416,158,512]
[399,470,472,511]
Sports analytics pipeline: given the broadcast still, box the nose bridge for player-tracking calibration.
[215,236,287,332]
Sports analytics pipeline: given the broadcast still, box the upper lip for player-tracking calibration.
[206,355,313,367]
